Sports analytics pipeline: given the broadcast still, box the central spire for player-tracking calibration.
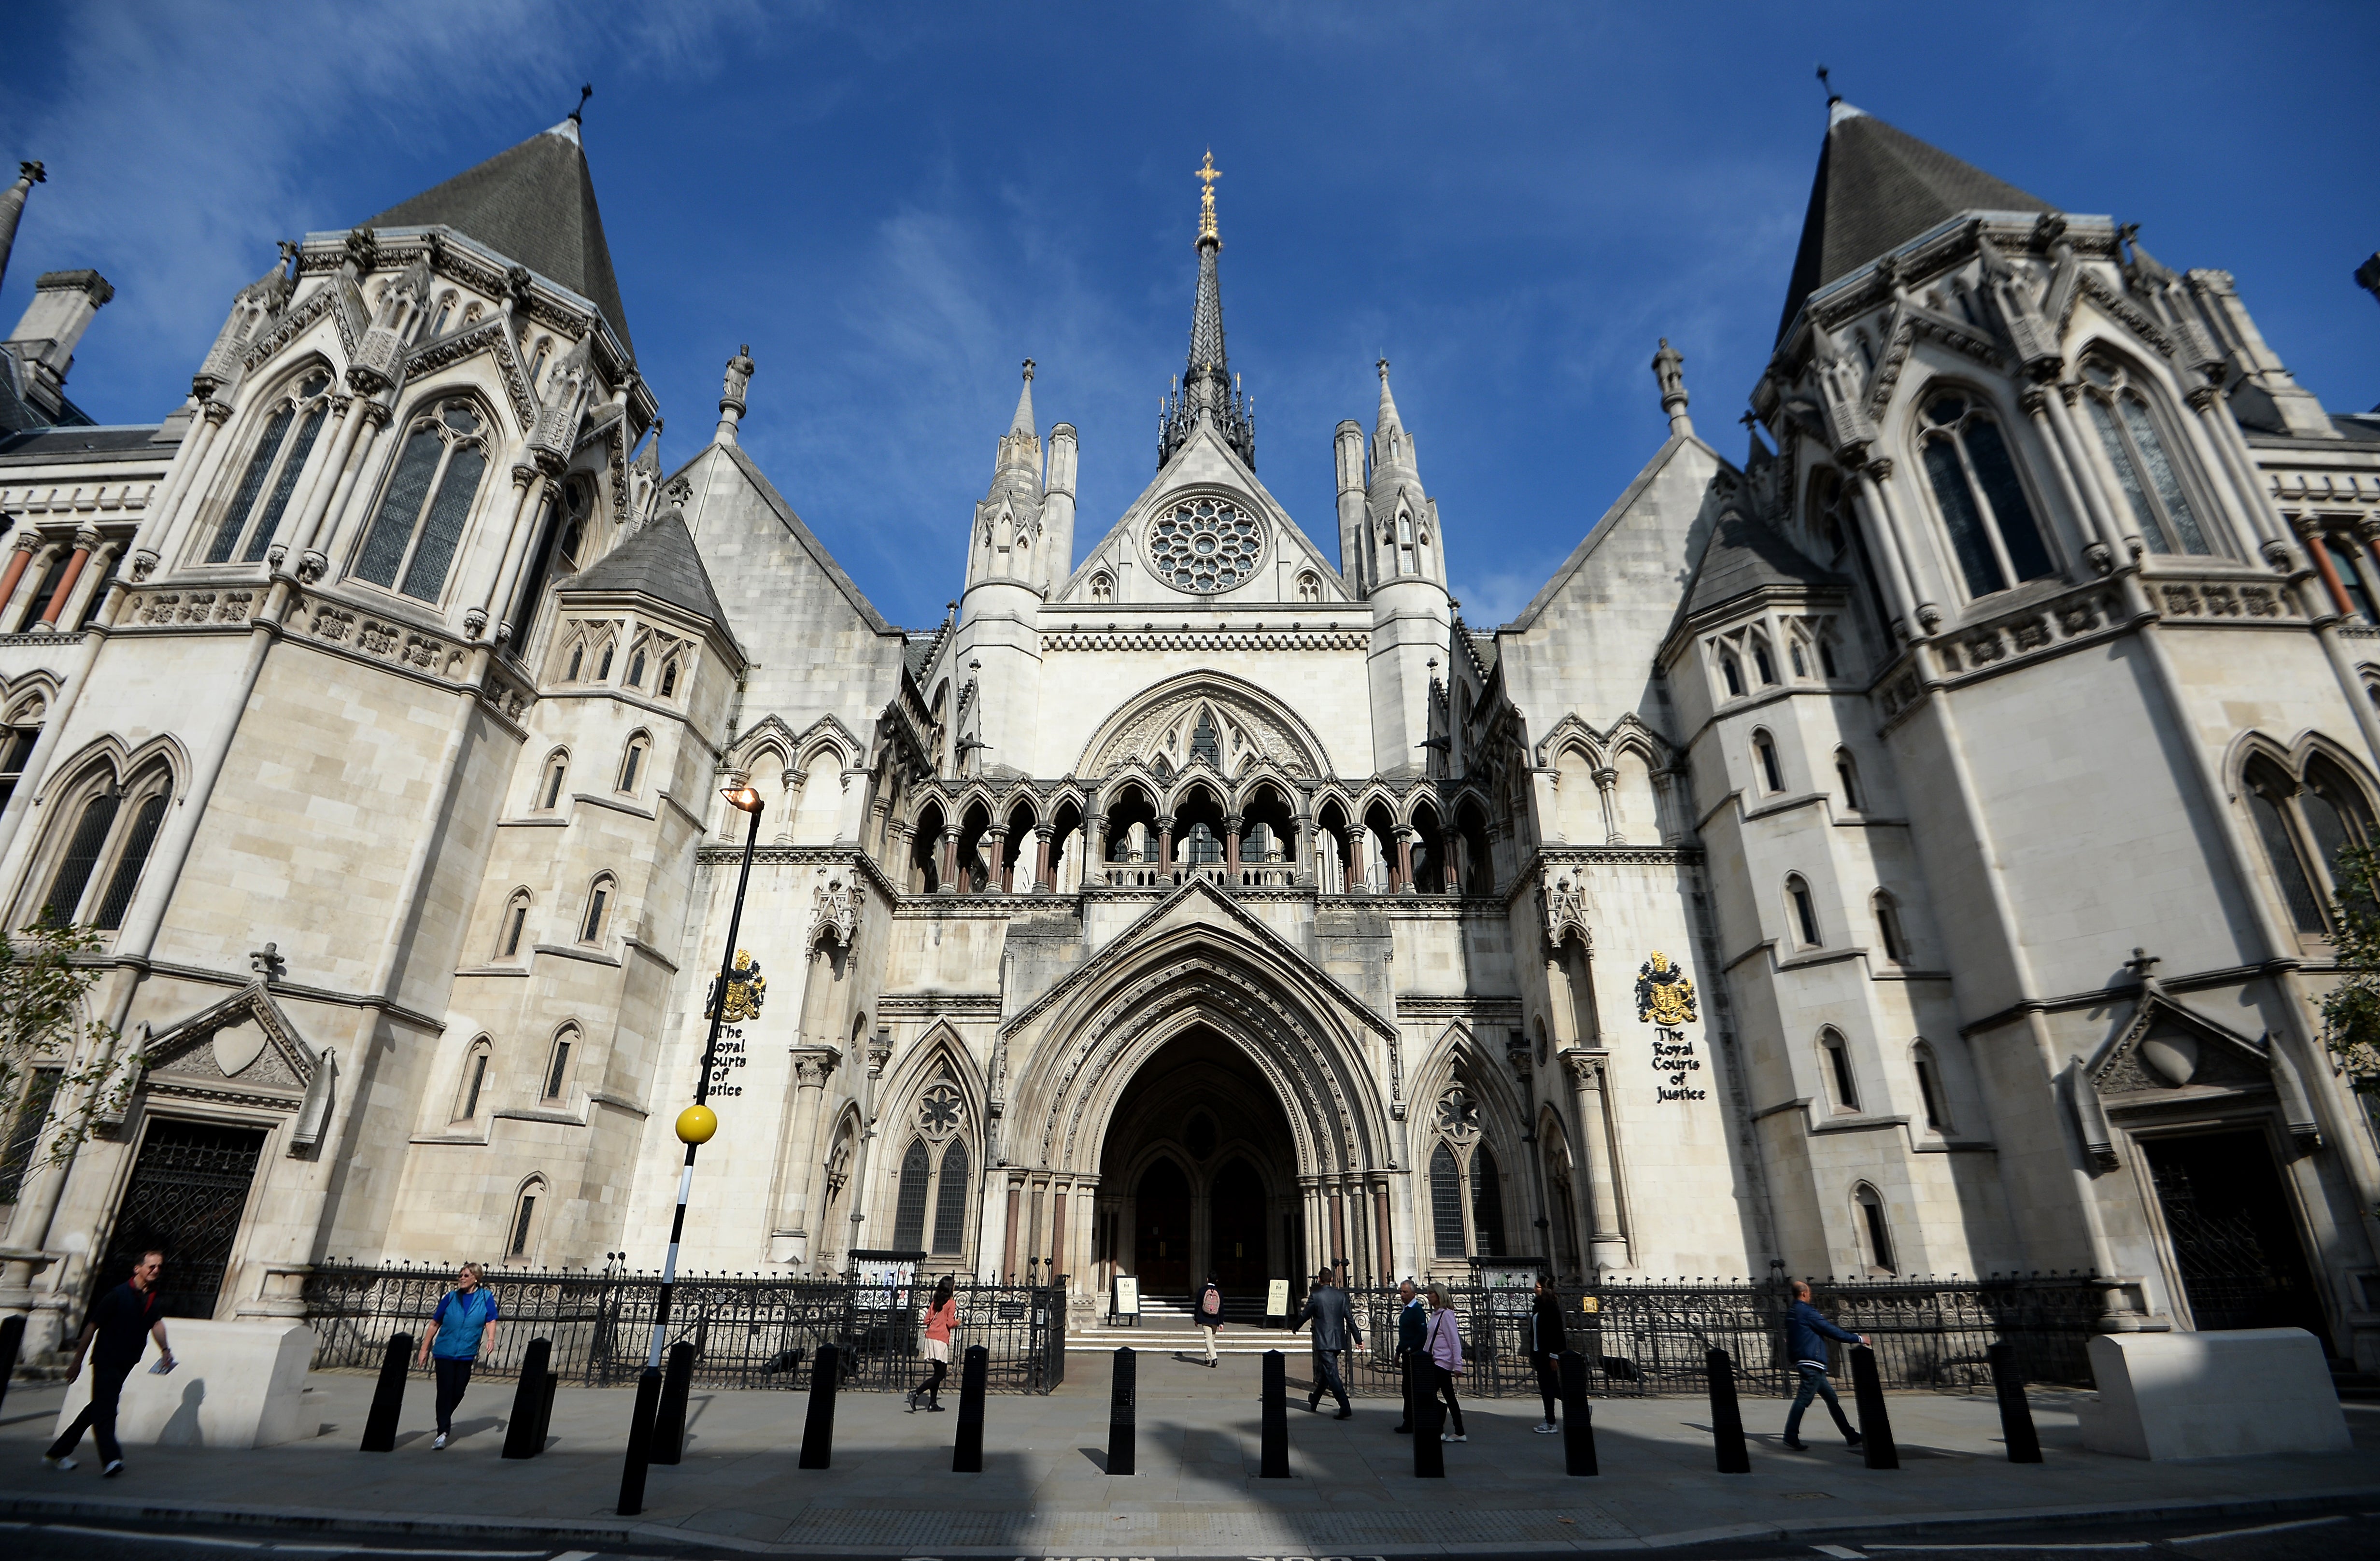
[1159,151,1255,471]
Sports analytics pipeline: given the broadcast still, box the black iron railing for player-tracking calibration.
[1320,1274,2103,1398]
[299,1265,1065,1393]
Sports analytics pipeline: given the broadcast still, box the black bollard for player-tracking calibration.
[538,1366,560,1449]
[1706,1347,1751,1474]
[616,1364,664,1516]
[503,1338,552,1459]
[651,1340,696,1465]
[1107,1346,1136,1476]
[1848,1345,1899,1469]
[0,1314,22,1419]
[952,1344,989,1473]
[1559,1350,1599,1477]
[1260,1349,1289,1478]
[1986,1342,2041,1464]
[359,1333,413,1453]
[1413,1362,1445,1478]
[798,1343,839,1469]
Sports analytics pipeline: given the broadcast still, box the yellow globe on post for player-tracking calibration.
[675,1104,719,1145]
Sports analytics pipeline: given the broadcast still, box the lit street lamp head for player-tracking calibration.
[721,783,763,813]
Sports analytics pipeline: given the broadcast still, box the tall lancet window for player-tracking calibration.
[354,400,488,602]
[1918,391,2054,599]
[2081,359,2212,555]
[207,371,332,564]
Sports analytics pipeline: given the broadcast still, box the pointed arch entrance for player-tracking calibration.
[1094,1029,1302,1302]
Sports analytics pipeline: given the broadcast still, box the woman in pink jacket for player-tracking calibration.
[909,1276,958,1412]
[1423,1283,1467,1443]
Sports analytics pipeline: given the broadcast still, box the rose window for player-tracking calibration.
[1147,497,1264,593]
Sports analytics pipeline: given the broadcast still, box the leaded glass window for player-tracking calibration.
[892,1138,931,1252]
[206,371,333,565]
[1145,495,1265,593]
[1918,391,2055,599]
[353,400,487,602]
[1429,1142,1465,1257]
[932,1138,969,1255]
[1469,1143,1506,1258]
[2081,359,2212,556]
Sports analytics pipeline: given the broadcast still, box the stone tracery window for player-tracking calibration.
[1145,495,1265,593]
[498,889,532,958]
[2245,752,2376,939]
[34,764,170,931]
[2081,358,2212,556]
[1089,571,1113,604]
[1918,389,2054,599]
[354,399,489,602]
[206,370,332,565]
[0,698,42,812]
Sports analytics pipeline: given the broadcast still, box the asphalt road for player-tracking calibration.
[3,1502,2376,1561]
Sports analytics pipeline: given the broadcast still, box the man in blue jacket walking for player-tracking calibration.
[1781,1280,1866,1451]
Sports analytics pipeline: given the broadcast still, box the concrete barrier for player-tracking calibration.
[54,1320,313,1450]
[2076,1328,2349,1461]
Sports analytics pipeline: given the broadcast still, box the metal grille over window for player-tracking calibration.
[1146,497,1264,593]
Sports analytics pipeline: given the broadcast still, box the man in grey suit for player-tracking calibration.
[1293,1267,1362,1419]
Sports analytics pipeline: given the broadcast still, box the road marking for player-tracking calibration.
[552,1553,600,1561]
[26,1527,549,1559]
[1867,1547,2152,1554]
[2171,1514,2350,1544]
[1811,1547,1864,1559]
[44,1526,261,1549]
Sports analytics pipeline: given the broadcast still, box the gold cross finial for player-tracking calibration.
[1196,150,1220,242]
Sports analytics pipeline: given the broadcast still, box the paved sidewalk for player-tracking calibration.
[3,1349,2376,1554]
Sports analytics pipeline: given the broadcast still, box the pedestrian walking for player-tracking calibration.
[1193,1275,1224,1367]
[1292,1266,1362,1419]
[44,1249,174,1477]
[1780,1279,1866,1451]
[909,1275,958,1411]
[1423,1283,1467,1443]
[1390,1279,1425,1434]
[415,1262,500,1449]
[1528,1272,1565,1434]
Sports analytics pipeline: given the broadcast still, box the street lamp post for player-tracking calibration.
[619,783,766,1517]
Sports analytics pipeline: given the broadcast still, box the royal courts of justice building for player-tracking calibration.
[0,98,2378,1370]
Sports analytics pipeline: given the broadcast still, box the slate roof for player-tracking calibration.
[368,120,633,355]
[0,423,167,460]
[1681,511,1842,620]
[559,509,729,629]
[1778,102,2052,343]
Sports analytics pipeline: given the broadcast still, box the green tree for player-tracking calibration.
[0,921,136,1194]
[2319,843,2380,1095]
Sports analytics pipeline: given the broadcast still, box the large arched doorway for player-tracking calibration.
[1095,1029,1302,1306]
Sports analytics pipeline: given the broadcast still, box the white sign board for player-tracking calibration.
[1266,1278,1291,1317]
[1112,1275,1140,1314]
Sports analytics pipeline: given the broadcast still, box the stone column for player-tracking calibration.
[147,397,237,570]
[1049,1182,1069,1281]
[314,400,395,575]
[984,825,1008,893]
[1003,1177,1024,1281]
[34,530,95,628]
[1393,827,1416,894]
[1591,767,1620,844]
[2296,517,2357,619]
[1223,812,1243,876]
[1293,807,1314,887]
[0,533,40,622]
[938,826,960,895]
[1032,825,1053,892]
[1156,817,1175,878]
[1327,1187,1347,1279]
[771,1046,840,1262]
[778,766,807,844]
[1346,828,1367,893]
[1445,831,1467,895]
[1373,1181,1394,1281]
[1084,813,1106,885]
[1560,1050,1629,1272]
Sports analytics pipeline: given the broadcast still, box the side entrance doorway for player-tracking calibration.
[95,1119,267,1321]
[2143,1128,2329,1342]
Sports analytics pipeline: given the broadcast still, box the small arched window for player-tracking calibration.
[1752,638,1778,685]
[1089,572,1113,604]
[625,647,647,688]
[1835,748,1863,812]
[1854,1182,1896,1274]
[658,659,680,700]
[1912,1041,1950,1131]
[1918,390,2054,599]
[1429,1142,1465,1258]
[2081,359,2212,556]
[1873,889,1909,964]
[354,400,488,602]
[892,1138,932,1252]
[1818,636,1840,679]
[426,297,453,340]
[509,1176,542,1258]
[1719,650,1744,699]
[1754,731,1785,794]
[580,874,615,944]
[1819,1028,1859,1112]
[564,640,584,681]
[595,641,615,681]
[1295,571,1320,603]
[617,734,650,795]
[1789,640,1808,678]
[527,339,551,389]
[455,1038,493,1123]
[542,1026,576,1101]
[1786,873,1823,947]
[538,752,568,810]
[0,701,43,811]
[206,370,332,564]
[498,890,532,959]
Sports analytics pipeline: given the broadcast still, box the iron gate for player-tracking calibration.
[93,1119,266,1322]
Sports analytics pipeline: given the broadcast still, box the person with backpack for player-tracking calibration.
[1193,1275,1224,1367]
[1781,1279,1867,1451]
[1423,1283,1467,1443]
[1528,1273,1565,1434]
[415,1262,499,1450]
[44,1249,174,1476]
[909,1275,959,1411]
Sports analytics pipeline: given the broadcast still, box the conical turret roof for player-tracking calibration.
[1777,101,2051,343]
[368,118,633,354]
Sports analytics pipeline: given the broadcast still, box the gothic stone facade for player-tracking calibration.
[2,107,2379,1367]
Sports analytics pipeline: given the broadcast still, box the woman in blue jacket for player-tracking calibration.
[1781,1280,1865,1450]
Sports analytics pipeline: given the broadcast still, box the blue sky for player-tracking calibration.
[5,2,2376,629]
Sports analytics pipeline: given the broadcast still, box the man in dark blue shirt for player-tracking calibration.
[46,1249,174,1476]
[1781,1280,1866,1450]
[1390,1279,1426,1434]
